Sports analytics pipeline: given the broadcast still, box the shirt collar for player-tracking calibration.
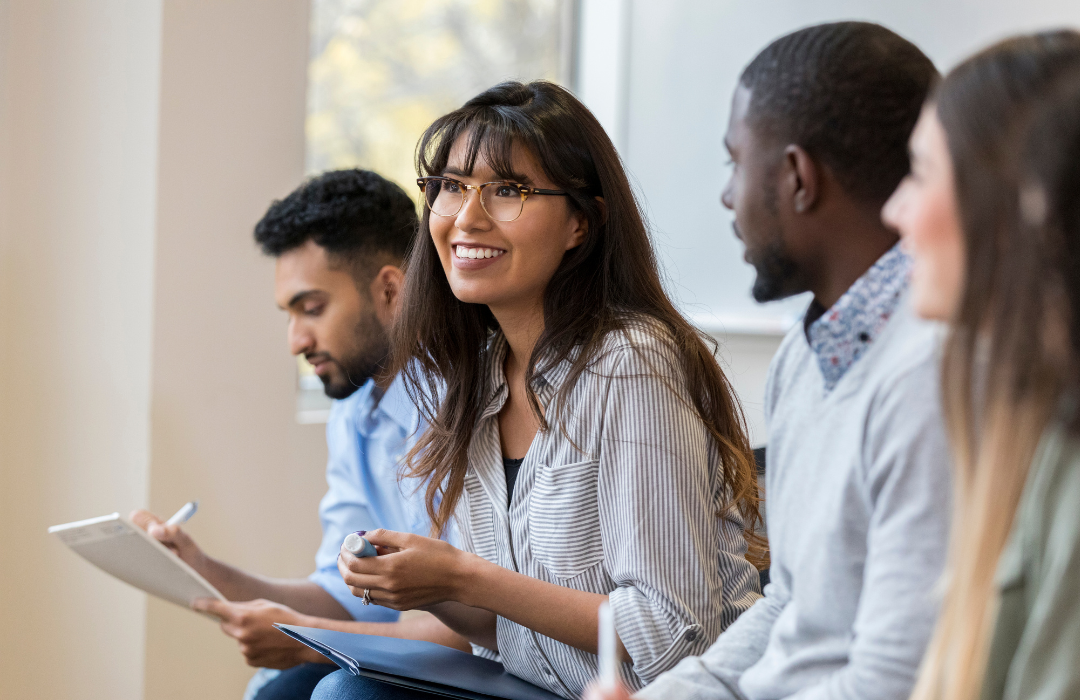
[374,371,420,432]
[804,243,911,391]
[345,373,418,437]
[479,333,574,422]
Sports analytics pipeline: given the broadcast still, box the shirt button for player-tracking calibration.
[684,629,699,642]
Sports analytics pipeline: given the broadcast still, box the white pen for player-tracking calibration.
[165,500,199,526]
[598,600,618,690]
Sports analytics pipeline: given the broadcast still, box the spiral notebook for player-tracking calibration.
[275,625,564,700]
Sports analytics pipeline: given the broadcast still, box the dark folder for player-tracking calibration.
[275,625,565,700]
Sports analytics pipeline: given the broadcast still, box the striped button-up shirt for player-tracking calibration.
[456,318,761,698]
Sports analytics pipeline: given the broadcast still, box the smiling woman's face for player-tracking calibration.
[427,137,588,315]
[882,105,966,322]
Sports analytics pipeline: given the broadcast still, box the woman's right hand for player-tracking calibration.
[129,509,209,572]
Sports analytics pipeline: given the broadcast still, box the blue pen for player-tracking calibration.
[342,530,377,558]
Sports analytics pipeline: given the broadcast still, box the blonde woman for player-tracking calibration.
[882,31,1080,700]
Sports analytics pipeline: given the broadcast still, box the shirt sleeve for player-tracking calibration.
[786,358,953,700]
[308,398,401,622]
[1003,444,1080,700]
[635,587,785,700]
[597,334,759,685]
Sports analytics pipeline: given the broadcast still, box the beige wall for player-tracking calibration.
[0,1,162,699]
[144,2,328,699]
[0,2,328,699]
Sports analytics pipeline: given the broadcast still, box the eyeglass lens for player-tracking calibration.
[426,179,525,222]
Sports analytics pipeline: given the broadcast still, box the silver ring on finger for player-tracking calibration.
[362,588,372,606]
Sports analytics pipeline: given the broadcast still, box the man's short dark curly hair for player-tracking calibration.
[740,21,938,204]
[254,169,418,279]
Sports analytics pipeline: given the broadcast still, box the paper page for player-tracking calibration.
[49,513,225,610]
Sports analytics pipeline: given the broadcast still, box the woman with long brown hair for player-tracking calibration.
[315,80,764,700]
[882,30,1080,700]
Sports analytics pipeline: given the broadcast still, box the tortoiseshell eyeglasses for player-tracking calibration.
[416,176,568,223]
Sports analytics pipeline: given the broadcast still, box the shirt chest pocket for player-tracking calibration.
[527,459,604,581]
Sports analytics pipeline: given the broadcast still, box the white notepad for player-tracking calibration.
[48,513,225,610]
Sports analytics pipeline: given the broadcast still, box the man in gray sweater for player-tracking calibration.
[590,22,949,700]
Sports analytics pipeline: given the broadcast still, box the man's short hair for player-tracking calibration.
[740,21,938,204]
[254,169,418,276]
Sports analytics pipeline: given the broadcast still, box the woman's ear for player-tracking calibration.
[567,215,588,250]
[565,197,604,251]
[369,264,406,329]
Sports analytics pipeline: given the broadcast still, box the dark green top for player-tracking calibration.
[981,418,1080,700]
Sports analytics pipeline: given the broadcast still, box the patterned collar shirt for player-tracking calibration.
[804,243,913,392]
[456,318,761,699]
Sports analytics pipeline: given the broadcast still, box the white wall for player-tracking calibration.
[622,0,1080,332]
[0,2,162,699]
[577,0,1080,442]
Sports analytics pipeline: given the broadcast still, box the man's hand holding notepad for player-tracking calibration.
[48,506,225,613]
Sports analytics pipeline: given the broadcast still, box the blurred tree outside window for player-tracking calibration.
[298,0,575,422]
[307,0,574,187]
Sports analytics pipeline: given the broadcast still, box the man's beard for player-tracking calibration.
[312,311,391,400]
[749,230,801,303]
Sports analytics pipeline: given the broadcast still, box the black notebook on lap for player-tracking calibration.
[275,625,564,700]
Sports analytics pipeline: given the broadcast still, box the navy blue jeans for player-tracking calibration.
[311,671,442,700]
[253,663,340,700]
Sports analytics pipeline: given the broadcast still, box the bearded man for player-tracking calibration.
[133,170,466,700]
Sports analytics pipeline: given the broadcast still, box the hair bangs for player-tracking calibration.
[417,106,538,185]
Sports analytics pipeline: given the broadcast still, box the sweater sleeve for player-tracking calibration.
[635,586,785,700]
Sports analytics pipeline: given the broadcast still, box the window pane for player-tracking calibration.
[307,0,571,193]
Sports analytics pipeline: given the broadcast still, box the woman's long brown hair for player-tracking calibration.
[911,32,1080,700]
[389,80,765,567]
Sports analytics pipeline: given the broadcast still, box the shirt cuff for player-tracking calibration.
[610,584,707,684]
[309,569,401,623]
[635,656,746,700]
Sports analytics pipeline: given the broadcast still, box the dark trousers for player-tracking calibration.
[253,663,340,700]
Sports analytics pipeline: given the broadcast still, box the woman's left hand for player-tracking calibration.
[337,529,479,610]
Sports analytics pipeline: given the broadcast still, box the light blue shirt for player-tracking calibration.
[308,372,443,621]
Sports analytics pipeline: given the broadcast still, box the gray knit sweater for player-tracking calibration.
[638,298,952,700]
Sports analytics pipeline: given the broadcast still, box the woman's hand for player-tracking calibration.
[338,530,623,657]
[337,529,481,610]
